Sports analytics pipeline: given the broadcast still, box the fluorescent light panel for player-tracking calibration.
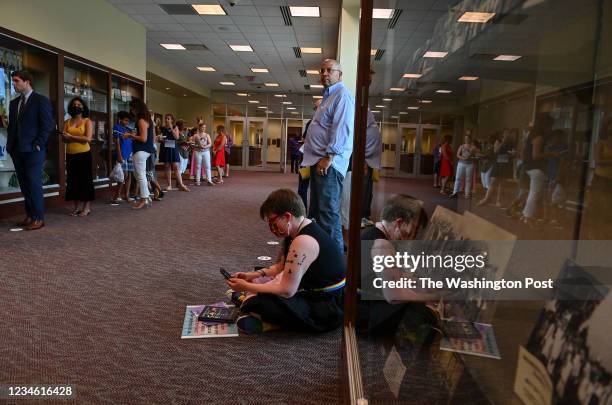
[370,49,377,56]
[436,89,452,93]
[237,93,248,96]
[310,84,324,89]
[289,6,320,17]
[420,100,432,104]
[312,95,323,99]
[286,107,296,110]
[382,98,392,101]
[389,87,405,92]
[458,12,495,23]
[219,81,235,86]
[282,101,292,105]
[375,105,385,108]
[230,45,253,52]
[160,43,185,50]
[274,94,286,98]
[251,68,269,73]
[494,54,522,61]
[258,106,267,109]
[192,4,227,15]
[403,73,422,78]
[423,51,448,58]
[197,66,216,72]
[301,47,322,54]
[265,83,279,87]
[407,106,419,110]
[373,8,394,19]
[306,69,319,75]
[459,76,479,81]
[248,100,259,104]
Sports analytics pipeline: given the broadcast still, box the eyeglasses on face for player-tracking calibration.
[320,67,340,74]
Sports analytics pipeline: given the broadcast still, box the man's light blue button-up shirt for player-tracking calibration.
[301,81,355,177]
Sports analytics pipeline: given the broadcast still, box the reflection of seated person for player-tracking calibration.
[358,195,440,336]
[227,188,346,334]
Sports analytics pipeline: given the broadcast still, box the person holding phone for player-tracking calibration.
[111,111,134,203]
[226,188,346,334]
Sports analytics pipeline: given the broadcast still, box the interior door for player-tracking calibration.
[227,117,245,169]
[418,125,440,175]
[246,118,265,169]
[399,125,418,176]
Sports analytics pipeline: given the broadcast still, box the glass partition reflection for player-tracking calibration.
[354,1,612,404]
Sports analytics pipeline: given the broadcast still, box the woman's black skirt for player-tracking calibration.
[65,151,95,201]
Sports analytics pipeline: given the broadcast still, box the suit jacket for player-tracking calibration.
[7,92,56,154]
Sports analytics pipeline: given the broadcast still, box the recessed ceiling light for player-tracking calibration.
[310,84,324,89]
[258,106,267,109]
[375,105,385,108]
[372,110,380,113]
[301,47,322,54]
[286,107,296,110]
[494,54,522,61]
[219,81,235,86]
[312,95,323,99]
[248,100,259,104]
[390,116,398,119]
[237,93,248,96]
[459,76,479,81]
[373,8,394,19]
[436,89,452,93]
[420,100,432,103]
[399,112,408,115]
[389,87,405,92]
[370,49,377,56]
[274,94,287,98]
[265,83,279,87]
[183,94,187,97]
[458,12,495,23]
[197,66,216,72]
[291,111,299,114]
[423,51,448,58]
[165,87,171,90]
[382,98,392,101]
[407,106,419,110]
[306,69,319,75]
[160,43,185,50]
[289,6,320,17]
[403,73,422,78]
[230,45,253,52]
[251,68,269,73]
[282,101,292,105]
[192,4,227,15]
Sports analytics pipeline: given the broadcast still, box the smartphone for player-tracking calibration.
[220,267,232,280]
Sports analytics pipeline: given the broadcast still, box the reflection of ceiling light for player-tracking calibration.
[382,98,392,101]
[291,111,299,114]
[458,12,495,23]
[219,81,235,86]
[197,66,216,71]
[459,76,479,80]
[375,105,385,108]
[403,73,422,78]
[274,94,286,98]
[289,6,320,17]
[165,87,171,90]
[301,47,322,54]
[183,94,187,97]
[390,116,398,119]
[265,83,279,87]
[192,4,227,15]
[312,95,323,99]
[436,89,452,93]
[306,69,319,75]
[310,84,324,89]
[248,100,259,104]
[258,106,267,109]
[160,44,185,50]
[494,54,522,61]
[407,106,419,110]
[282,101,292,105]
[237,93,248,96]
[399,112,408,115]
[229,45,253,52]
[373,8,394,19]
[389,87,405,92]
[372,110,380,113]
[251,68,269,73]
[420,100,432,103]
[286,107,296,110]
[370,49,377,56]
[423,51,448,58]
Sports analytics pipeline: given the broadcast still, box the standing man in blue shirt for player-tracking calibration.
[301,59,355,253]
[7,70,55,230]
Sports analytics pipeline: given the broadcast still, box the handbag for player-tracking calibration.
[110,162,124,183]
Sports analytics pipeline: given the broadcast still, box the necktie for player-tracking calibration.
[18,94,25,116]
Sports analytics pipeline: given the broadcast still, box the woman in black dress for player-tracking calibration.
[227,189,346,333]
[477,129,515,207]
[159,114,189,192]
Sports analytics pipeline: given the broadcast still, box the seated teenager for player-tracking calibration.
[359,195,440,337]
[227,189,346,334]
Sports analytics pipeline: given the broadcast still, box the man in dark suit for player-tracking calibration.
[7,70,55,230]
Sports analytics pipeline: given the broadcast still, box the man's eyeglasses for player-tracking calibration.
[320,67,340,74]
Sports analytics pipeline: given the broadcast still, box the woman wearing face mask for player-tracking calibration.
[190,118,213,186]
[61,97,95,216]
[226,189,346,334]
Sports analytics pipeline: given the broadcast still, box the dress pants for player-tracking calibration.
[10,149,46,221]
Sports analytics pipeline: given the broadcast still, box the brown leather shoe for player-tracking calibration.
[17,217,32,227]
[25,220,44,231]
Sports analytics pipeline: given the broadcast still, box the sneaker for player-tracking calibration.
[237,314,263,334]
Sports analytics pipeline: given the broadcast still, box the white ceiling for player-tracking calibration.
[107,0,340,95]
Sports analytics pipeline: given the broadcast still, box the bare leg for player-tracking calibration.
[173,162,190,191]
[165,164,172,190]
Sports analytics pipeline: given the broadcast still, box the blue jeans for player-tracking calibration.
[308,165,344,253]
[11,150,46,221]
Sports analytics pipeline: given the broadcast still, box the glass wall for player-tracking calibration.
[352,1,612,404]
[0,34,58,195]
